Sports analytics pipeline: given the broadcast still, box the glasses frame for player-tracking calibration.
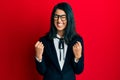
[54,14,67,21]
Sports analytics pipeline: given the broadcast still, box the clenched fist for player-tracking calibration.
[73,41,82,59]
[35,41,44,60]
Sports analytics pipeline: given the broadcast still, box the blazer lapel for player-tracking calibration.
[45,39,61,71]
[62,42,72,72]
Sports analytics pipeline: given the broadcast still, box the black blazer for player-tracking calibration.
[35,35,84,80]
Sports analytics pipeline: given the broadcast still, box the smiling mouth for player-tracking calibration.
[57,23,63,26]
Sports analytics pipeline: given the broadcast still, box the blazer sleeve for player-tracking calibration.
[72,36,84,74]
[35,38,47,75]
[35,56,47,75]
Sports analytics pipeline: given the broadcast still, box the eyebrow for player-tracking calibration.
[54,14,66,16]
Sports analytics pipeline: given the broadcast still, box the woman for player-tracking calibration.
[35,2,84,80]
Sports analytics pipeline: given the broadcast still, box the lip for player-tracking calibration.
[57,23,63,27]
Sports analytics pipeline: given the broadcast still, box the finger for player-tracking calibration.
[35,41,40,47]
[37,45,40,48]
[73,45,77,49]
[76,41,82,48]
[73,45,76,49]
[75,42,79,47]
[39,42,44,47]
[41,43,44,48]
[73,42,79,48]
[76,41,81,46]
[38,42,44,49]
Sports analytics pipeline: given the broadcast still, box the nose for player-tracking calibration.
[58,17,62,22]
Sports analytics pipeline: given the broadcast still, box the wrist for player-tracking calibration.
[75,55,81,59]
[74,57,80,63]
[36,56,42,62]
[36,54,42,59]
[37,56,42,60]
[75,57,80,60]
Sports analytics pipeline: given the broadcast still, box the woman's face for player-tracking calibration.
[54,9,67,33]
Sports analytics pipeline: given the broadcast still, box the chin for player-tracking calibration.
[56,27,64,31]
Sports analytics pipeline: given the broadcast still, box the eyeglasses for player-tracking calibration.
[54,14,66,21]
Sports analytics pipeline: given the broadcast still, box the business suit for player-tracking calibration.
[35,35,84,80]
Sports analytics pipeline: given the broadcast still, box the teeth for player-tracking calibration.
[58,23,63,26]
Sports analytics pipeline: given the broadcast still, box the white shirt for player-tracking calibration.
[53,34,68,70]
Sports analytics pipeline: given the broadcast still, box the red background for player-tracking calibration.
[0,0,120,80]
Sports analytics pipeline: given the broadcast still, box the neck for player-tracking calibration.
[57,31,64,38]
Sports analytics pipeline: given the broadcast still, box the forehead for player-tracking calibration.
[55,9,66,15]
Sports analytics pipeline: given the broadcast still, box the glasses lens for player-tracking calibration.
[54,14,66,21]
[61,15,66,20]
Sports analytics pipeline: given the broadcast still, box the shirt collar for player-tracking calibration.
[56,34,64,38]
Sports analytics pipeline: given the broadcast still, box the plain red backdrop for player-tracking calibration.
[0,0,120,80]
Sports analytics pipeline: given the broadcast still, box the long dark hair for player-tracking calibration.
[48,2,77,44]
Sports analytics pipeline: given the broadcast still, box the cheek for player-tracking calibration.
[64,21,67,26]
[54,21,57,25]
